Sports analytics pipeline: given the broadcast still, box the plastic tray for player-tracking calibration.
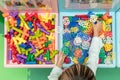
[59,11,116,68]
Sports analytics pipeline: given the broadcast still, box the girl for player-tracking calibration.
[48,21,103,80]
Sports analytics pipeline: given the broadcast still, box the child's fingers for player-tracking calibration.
[58,52,63,57]
[57,52,63,59]
[62,55,66,62]
[59,52,65,57]
[58,52,66,61]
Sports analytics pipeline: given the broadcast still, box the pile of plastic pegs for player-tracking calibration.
[3,11,58,65]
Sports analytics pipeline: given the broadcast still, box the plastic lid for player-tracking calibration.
[0,0,52,12]
[65,0,113,10]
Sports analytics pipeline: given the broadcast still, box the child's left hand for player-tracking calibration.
[56,52,66,68]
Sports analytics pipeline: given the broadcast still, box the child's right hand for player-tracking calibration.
[92,21,102,37]
[56,52,66,68]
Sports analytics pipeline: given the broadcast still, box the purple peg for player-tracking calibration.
[17,56,26,64]
[35,57,39,61]
[8,49,12,60]
[21,59,26,64]
[22,54,27,59]
[29,42,35,49]
[30,49,36,53]
[25,42,30,46]
[10,29,14,33]
[35,55,44,62]
[17,54,27,59]
[36,23,50,35]
[17,56,21,61]
[9,29,14,37]
[39,55,44,62]
[28,30,34,36]
[9,11,18,18]
[40,27,50,35]
[9,12,14,17]
[11,34,14,38]
[45,61,52,64]
[30,32,34,36]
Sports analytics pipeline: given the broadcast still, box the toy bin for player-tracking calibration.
[59,0,117,68]
[2,0,58,68]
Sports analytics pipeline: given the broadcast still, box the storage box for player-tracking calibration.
[3,0,58,68]
[59,0,117,68]
[2,0,120,68]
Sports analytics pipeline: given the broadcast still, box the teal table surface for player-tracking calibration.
[0,11,120,80]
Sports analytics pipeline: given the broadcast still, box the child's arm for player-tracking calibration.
[87,37,103,75]
[48,52,65,80]
[48,66,63,80]
[87,21,103,75]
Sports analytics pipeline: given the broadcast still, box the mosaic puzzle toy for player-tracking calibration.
[62,12,113,65]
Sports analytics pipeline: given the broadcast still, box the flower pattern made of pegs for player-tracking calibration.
[106,37,112,44]
[74,36,82,46]
[89,15,98,23]
[64,41,70,47]
[105,24,111,31]
[70,27,79,33]
[84,57,88,64]
[104,55,112,64]
[83,30,88,34]
[77,31,84,37]
[81,41,90,50]
[104,31,112,37]
[74,49,82,58]
[82,34,89,41]
[72,57,79,64]
[104,43,112,52]
[78,21,86,28]
[85,20,92,29]
[64,28,71,33]
[63,17,70,26]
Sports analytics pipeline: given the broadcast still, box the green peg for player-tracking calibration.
[68,16,72,22]
[64,41,70,47]
[44,50,50,61]
[27,54,35,62]
[80,26,86,31]
[99,48,106,63]
[96,14,103,18]
[62,46,70,55]
[44,40,52,47]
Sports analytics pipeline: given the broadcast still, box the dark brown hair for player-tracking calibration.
[58,64,96,80]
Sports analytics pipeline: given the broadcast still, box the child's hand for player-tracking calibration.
[56,52,66,68]
[92,21,102,37]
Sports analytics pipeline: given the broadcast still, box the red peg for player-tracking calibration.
[64,56,71,64]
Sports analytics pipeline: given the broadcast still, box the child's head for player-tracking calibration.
[58,64,95,80]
